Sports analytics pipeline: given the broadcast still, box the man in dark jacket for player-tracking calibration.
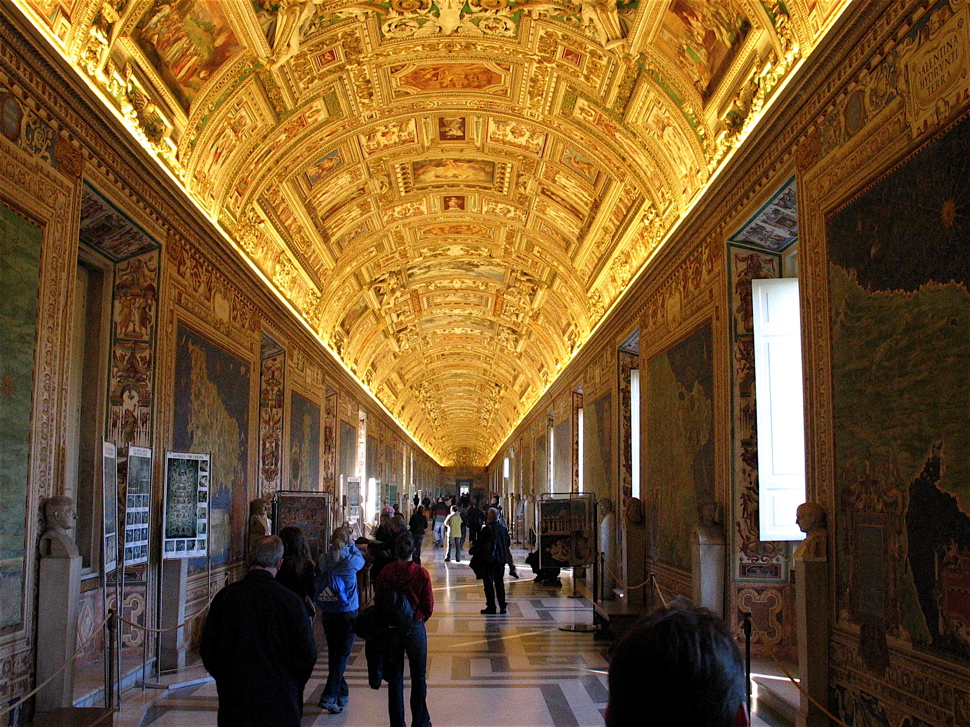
[475,507,511,614]
[201,535,318,727]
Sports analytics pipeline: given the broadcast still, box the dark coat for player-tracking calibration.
[200,569,318,727]
[472,520,510,566]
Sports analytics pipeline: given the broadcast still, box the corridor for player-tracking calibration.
[129,541,782,727]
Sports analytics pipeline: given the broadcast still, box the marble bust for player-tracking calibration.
[794,501,827,561]
[248,498,270,553]
[39,495,80,558]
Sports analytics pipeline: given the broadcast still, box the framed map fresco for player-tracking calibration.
[645,322,714,573]
[289,391,320,491]
[124,446,152,566]
[273,491,333,559]
[173,325,250,568]
[0,202,42,631]
[162,452,210,559]
[828,112,970,661]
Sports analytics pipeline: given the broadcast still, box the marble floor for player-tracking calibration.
[116,541,785,727]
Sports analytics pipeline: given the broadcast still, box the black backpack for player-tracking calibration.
[377,588,414,637]
[357,588,415,642]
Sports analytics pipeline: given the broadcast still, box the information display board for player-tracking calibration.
[274,491,333,559]
[124,446,152,566]
[537,493,596,570]
[162,452,210,559]
[102,441,118,573]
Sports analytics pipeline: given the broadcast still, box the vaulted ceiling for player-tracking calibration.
[18,0,848,466]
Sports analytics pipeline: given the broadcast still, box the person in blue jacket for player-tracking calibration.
[317,526,366,714]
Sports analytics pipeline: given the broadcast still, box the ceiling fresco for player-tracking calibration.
[18,0,849,465]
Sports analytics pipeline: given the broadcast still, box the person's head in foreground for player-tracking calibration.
[606,598,748,727]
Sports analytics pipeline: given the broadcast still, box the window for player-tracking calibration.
[752,278,806,541]
[630,368,641,499]
[66,256,112,569]
[577,407,584,492]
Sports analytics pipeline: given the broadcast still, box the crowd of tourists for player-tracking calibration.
[200,495,750,727]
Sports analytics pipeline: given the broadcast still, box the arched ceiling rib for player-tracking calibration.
[21,0,850,465]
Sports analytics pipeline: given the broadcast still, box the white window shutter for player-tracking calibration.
[752,278,806,541]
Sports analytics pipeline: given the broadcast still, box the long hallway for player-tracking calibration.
[127,539,782,727]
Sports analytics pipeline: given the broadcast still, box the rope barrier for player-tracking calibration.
[115,590,217,635]
[0,613,112,720]
[599,557,655,591]
[745,618,851,727]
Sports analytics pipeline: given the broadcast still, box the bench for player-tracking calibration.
[593,600,651,641]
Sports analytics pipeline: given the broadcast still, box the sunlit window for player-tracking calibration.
[752,278,806,541]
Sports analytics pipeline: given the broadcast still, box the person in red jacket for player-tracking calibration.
[375,532,434,727]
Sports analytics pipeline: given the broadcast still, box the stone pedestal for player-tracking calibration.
[599,512,616,600]
[36,555,82,711]
[692,524,726,617]
[159,559,189,672]
[623,524,648,606]
[795,557,829,727]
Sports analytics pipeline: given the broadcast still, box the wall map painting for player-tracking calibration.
[646,322,714,573]
[0,202,42,632]
[290,391,321,491]
[828,111,970,663]
[173,326,250,567]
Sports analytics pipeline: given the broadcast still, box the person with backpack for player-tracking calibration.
[375,532,434,727]
[316,526,365,714]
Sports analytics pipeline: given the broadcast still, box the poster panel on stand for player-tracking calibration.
[274,491,333,559]
[162,452,210,559]
[103,441,118,574]
[124,446,152,566]
[537,493,596,570]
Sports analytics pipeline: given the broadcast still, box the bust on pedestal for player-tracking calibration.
[36,495,83,712]
[794,501,828,727]
[248,498,270,557]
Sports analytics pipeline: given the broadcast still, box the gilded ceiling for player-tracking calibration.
[19,0,848,465]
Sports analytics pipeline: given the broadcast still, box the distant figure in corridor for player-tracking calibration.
[409,504,427,563]
[606,599,749,727]
[376,532,434,727]
[201,535,317,727]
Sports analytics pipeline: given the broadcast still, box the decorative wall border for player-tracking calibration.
[0,123,80,701]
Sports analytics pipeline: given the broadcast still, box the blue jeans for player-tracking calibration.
[384,620,430,727]
[321,611,356,702]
